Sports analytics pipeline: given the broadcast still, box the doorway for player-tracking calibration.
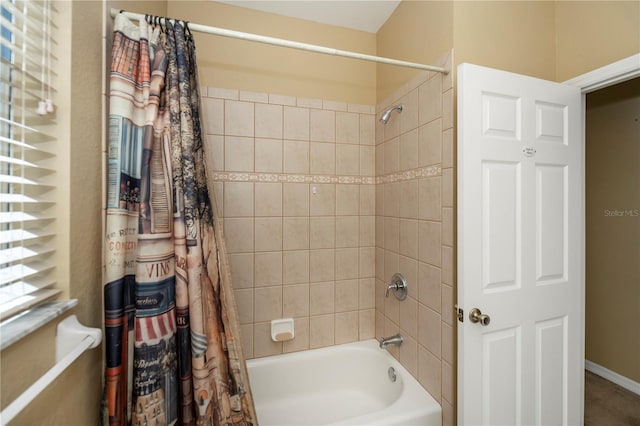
[584,77,640,425]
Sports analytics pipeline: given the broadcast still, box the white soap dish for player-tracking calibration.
[271,318,294,342]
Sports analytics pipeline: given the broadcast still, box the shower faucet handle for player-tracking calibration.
[385,273,408,301]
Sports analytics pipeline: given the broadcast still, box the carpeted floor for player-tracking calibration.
[585,370,640,426]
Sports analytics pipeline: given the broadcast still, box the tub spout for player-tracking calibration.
[379,334,403,349]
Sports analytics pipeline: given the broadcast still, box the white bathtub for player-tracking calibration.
[246,339,442,426]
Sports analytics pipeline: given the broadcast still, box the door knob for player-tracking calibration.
[469,308,491,326]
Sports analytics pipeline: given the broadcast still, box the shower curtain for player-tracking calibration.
[104,14,256,426]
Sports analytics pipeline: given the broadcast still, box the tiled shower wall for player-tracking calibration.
[374,52,455,425]
[200,89,377,359]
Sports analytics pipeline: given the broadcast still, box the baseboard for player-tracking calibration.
[585,359,640,396]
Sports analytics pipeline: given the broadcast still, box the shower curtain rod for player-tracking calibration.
[110,8,448,74]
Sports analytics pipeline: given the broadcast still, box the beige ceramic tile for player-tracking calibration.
[384,284,400,326]
[336,216,359,248]
[335,279,358,312]
[382,106,401,141]
[442,322,454,364]
[442,207,454,247]
[442,360,455,405]
[283,217,310,250]
[375,278,385,318]
[297,97,322,109]
[399,180,419,220]
[309,314,334,349]
[383,250,399,290]
[335,248,358,280]
[255,103,283,139]
[239,90,268,103]
[399,296,418,340]
[442,397,455,426]
[309,249,335,283]
[240,324,254,359]
[270,93,296,106]
[384,217,400,253]
[335,311,359,344]
[418,262,442,313]
[359,309,375,340]
[375,248,385,282]
[254,251,282,287]
[282,283,309,318]
[254,286,282,322]
[359,216,375,247]
[418,220,441,266]
[254,138,282,173]
[336,185,359,216]
[223,218,253,253]
[358,277,375,309]
[310,184,335,216]
[336,144,360,176]
[253,322,282,357]
[359,114,375,146]
[418,304,441,357]
[283,106,309,140]
[383,138,400,174]
[283,139,309,174]
[442,168,454,208]
[283,317,309,353]
[234,288,253,324]
[418,76,442,126]
[208,87,238,100]
[418,344,442,402]
[418,119,442,167]
[399,129,419,172]
[309,217,335,249]
[375,144,385,176]
[323,100,347,112]
[201,98,224,135]
[400,89,419,135]
[399,335,419,380]
[360,185,375,216]
[228,253,254,289]
[225,100,254,137]
[309,281,334,315]
[205,135,224,172]
[385,183,401,218]
[310,109,335,143]
[442,245,454,286]
[375,310,385,340]
[418,177,442,221]
[283,183,310,217]
[225,136,254,172]
[336,112,359,144]
[254,183,282,217]
[223,182,254,217]
[254,217,282,252]
[383,317,401,360]
[441,283,455,326]
[442,128,454,169]
[398,255,418,296]
[360,146,375,177]
[310,142,335,175]
[283,250,309,285]
[399,219,418,259]
[442,89,454,130]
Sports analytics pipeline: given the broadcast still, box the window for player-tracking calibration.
[0,0,59,319]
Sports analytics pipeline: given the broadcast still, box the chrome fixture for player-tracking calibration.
[379,104,403,124]
[385,273,408,301]
[469,308,491,326]
[379,334,404,349]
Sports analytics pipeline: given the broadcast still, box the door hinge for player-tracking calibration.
[455,305,464,323]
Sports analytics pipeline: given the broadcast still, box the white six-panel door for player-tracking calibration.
[457,63,583,425]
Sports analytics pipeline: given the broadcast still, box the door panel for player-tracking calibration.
[458,63,583,425]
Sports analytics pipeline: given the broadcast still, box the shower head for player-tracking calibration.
[379,104,403,124]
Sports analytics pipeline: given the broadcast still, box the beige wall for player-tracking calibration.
[376,1,453,103]
[167,1,377,105]
[0,1,108,424]
[453,1,556,81]
[556,1,640,82]
[375,58,456,426]
[585,78,640,383]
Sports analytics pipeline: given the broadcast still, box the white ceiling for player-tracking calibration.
[215,0,401,33]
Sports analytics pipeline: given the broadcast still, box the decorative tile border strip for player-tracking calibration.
[209,171,376,185]
[376,165,442,184]
[208,165,441,185]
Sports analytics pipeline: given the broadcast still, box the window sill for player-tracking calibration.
[0,299,78,351]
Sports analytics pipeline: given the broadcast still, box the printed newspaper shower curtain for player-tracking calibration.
[104,14,256,425]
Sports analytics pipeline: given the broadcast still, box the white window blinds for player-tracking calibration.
[0,0,59,319]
